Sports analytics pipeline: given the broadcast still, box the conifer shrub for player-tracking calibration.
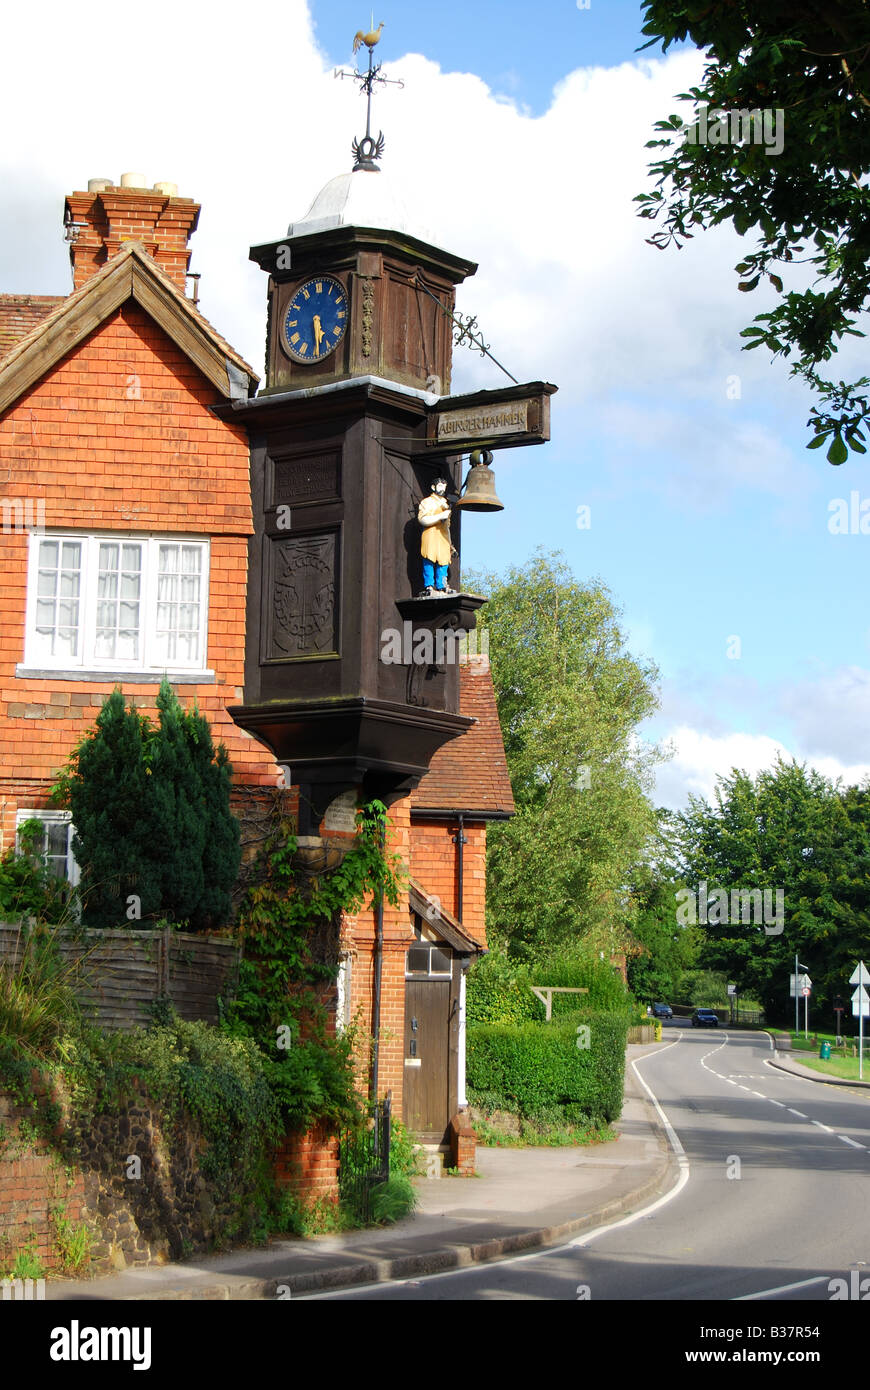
[53,680,240,929]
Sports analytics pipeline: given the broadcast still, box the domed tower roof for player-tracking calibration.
[287,167,434,245]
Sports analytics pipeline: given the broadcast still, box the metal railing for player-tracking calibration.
[338,1092,391,1225]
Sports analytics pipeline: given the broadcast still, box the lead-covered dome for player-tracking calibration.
[287,167,434,244]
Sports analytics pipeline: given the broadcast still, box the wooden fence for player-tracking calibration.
[0,923,240,1031]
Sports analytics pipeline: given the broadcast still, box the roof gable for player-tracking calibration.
[0,243,258,416]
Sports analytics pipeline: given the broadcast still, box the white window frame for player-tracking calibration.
[15,809,80,887]
[22,531,211,676]
[405,942,453,980]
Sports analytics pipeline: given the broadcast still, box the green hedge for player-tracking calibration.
[466,1009,628,1125]
[467,950,632,1025]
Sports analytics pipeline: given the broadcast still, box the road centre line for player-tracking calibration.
[838,1135,864,1149]
[787,1109,807,1118]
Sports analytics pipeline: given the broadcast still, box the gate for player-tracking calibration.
[338,1092,391,1224]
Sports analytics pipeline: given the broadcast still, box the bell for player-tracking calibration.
[454,449,505,512]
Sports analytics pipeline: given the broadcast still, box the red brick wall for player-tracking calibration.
[0,1093,87,1274]
[409,819,488,946]
[0,300,280,850]
[273,1124,339,1202]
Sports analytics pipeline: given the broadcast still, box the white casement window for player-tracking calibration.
[24,534,210,674]
[15,810,79,886]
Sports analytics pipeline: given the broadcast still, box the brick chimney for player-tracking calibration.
[63,174,200,294]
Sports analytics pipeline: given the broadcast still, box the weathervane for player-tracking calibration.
[334,18,404,171]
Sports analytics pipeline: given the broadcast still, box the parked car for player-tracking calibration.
[692,1008,720,1027]
[652,1003,673,1019]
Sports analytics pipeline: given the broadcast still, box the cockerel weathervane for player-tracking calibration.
[334,17,404,171]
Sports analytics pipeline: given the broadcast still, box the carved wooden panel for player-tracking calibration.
[265,531,339,660]
[272,451,341,507]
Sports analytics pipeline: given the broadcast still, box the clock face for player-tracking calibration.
[282,276,348,364]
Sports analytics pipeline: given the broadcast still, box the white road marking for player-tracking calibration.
[838,1135,864,1149]
[787,1109,807,1118]
[811,1120,834,1133]
[769,1100,785,1108]
[749,1091,766,1098]
[734,1275,830,1301]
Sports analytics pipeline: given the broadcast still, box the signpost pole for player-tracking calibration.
[794,952,799,1035]
[849,963,868,1081]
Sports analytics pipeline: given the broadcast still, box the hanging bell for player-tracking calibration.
[454,449,504,512]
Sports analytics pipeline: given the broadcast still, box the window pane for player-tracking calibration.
[34,538,81,658]
[94,541,140,662]
[407,946,430,974]
[430,948,452,975]
[155,544,203,666]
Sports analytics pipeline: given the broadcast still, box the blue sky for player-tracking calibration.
[2,0,868,810]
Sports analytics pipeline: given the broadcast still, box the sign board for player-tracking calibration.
[789,973,811,997]
[852,984,870,1017]
[727,984,737,997]
[424,383,555,454]
[801,987,811,997]
[849,961,869,985]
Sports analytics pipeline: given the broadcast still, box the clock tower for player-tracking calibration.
[222,51,553,834]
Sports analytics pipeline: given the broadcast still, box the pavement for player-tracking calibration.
[46,1040,677,1301]
[765,1042,870,1092]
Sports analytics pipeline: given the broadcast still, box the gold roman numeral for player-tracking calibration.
[298,342,309,355]
[315,281,323,294]
[290,332,300,344]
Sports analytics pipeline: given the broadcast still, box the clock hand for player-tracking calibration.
[312,314,324,355]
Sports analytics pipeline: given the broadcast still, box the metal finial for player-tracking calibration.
[334,22,404,172]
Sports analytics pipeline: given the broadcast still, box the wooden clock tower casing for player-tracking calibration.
[223,172,484,830]
[253,224,474,396]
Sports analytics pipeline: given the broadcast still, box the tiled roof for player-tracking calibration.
[410,656,515,817]
[0,295,65,358]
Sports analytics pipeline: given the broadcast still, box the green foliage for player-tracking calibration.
[0,923,82,1059]
[389,1116,423,1178]
[676,969,730,1008]
[224,800,403,1132]
[370,1174,417,1225]
[676,755,870,1022]
[53,680,240,930]
[466,550,664,960]
[636,0,870,462]
[0,819,73,925]
[472,1112,613,1148]
[626,856,701,1002]
[50,1203,92,1274]
[467,1010,628,1126]
[7,1243,45,1280]
[467,946,631,1025]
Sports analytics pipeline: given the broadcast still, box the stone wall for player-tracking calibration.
[0,1080,259,1277]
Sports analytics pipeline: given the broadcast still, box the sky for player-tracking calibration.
[1,0,868,812]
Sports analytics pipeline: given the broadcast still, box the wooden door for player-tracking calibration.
[404,975,452,1138]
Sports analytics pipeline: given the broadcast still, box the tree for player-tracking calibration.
[626,862,701,1003]
[468,550,665,960]
[636,0,870,464]
[676,756,870,1023]
[55,681,240,930]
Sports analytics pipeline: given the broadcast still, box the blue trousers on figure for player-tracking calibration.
[423,560,448,590]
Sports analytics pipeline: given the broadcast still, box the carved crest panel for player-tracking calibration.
[266,532,338,659]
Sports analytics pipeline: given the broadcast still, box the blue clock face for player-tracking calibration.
[282,275,348,364]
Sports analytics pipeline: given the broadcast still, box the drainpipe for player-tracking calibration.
[453,813,467,922]
[370,824,386,1102]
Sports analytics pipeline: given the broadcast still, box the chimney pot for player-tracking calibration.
[120,172,148,189]
[87,177,113,193]
[153,181,178,196]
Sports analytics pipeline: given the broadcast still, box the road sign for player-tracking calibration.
[851,962,869,1080]
[801,986,811,997]
[852,985,870,1017]
[727,985,737,997]
[850,961,869,985]
[790,973,811,997]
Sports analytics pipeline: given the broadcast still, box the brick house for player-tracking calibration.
[0,176,516,1178]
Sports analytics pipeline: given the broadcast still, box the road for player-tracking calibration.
[310,1029,870,1301]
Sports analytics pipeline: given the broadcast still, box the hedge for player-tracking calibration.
[467,950,632,1026]
[466,1009,628,1125]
